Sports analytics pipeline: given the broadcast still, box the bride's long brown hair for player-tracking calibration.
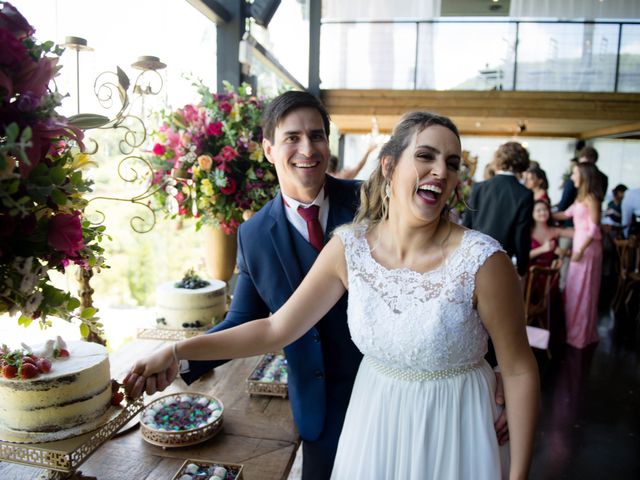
[354,111,460,226]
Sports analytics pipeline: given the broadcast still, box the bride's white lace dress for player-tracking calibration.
[331,224,509,479]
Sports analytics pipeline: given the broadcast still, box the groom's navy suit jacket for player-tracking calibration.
[182,175,363,441]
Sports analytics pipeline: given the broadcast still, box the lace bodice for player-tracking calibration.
[336,224,503,371]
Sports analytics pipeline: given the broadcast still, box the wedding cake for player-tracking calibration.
[0,338,111,434]
[155,270,227,330]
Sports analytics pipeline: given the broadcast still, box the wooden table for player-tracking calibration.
[0,338,299,479]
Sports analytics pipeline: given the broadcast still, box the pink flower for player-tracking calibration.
[47,212,84,257]
[182,104,199,123]
[0,28,28,68]
[15,55,57,99]
[207,121,223,136]
[198,154,213,171]
[152,143,166,156]
[221,145,238,161]
[0,3,34,39]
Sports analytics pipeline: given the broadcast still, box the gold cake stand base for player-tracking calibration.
[0,397,144,478]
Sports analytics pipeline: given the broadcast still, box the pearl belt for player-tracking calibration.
[366,356,481,381]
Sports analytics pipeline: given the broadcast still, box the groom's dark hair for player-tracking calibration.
[261,91,331,143]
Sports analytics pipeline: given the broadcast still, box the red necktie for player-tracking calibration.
[297,205,324,252]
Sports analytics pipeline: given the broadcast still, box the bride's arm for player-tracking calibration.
[125,236,348,395]
[475,252,540,480]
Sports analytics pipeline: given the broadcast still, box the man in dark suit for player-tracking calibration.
[463,141,533,277]
[189,91,362,480]
[128,93,509,479]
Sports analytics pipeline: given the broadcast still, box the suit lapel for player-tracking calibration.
[268,192,304,292]
[325,175,355,235]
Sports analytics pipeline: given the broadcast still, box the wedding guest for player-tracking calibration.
[530,200,572,268]
[126,112,539,480]
[621,187,640,237]
[554,163,603,349]
[604,184,627,226]
[525,166,550,204]
[577,146,606,202]
[463,141,534,276]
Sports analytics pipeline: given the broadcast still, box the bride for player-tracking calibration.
[126,112,539,479]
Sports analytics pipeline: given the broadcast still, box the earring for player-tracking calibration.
[384,182,391,199]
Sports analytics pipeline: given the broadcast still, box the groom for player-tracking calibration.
[129,91,507,479]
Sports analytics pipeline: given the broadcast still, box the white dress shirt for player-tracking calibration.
[281,187,330,240]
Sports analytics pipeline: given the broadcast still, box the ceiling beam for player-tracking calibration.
[321,89,640,138]
[579,122,640,140]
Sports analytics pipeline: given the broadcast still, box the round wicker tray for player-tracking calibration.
[139,392,223,448]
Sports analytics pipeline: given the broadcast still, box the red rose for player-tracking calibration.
[221,145,238,161]
[219,102,232,115]
[207,122,223,136]
[220,177,237,195]
[152,143,166,156]
[48,212,84,257]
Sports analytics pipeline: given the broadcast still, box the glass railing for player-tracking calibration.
[320,20,640,92]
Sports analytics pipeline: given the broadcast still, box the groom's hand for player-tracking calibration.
[493,371,509,445]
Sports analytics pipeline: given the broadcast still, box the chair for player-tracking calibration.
[612,237,638,311]
[524,265,560,356]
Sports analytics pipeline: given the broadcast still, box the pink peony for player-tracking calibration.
[47,212,84,257]
[207,121,223,136]
[152,143,166,156]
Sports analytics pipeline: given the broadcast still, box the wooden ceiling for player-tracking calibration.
[321,90,640,139]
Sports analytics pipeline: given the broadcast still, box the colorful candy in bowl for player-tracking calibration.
[140,393,223,447]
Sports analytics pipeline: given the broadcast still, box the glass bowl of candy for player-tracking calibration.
[171,459,244,480]
[140,393,223,447]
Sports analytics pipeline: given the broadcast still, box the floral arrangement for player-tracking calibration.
[452,150,478,216]
[148,81,278,234]
[0,2,107,335]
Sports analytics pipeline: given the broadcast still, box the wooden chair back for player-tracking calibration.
[524,265,560,329]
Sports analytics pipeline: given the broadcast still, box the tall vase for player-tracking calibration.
[203,226,238,283]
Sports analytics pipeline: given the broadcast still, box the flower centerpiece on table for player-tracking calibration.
[148,81,278,234]
[0,2,107,336]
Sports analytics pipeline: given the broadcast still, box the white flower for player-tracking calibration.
[23,291,43,317]
[12,257,33,275]
[19,273,40,294]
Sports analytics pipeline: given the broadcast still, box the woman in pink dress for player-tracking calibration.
[554,163,603,348]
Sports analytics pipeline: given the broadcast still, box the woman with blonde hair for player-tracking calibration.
[554,162,603,348]
[126,112,539,479]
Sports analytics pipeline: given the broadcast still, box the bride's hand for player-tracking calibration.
[124,344,176,398]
